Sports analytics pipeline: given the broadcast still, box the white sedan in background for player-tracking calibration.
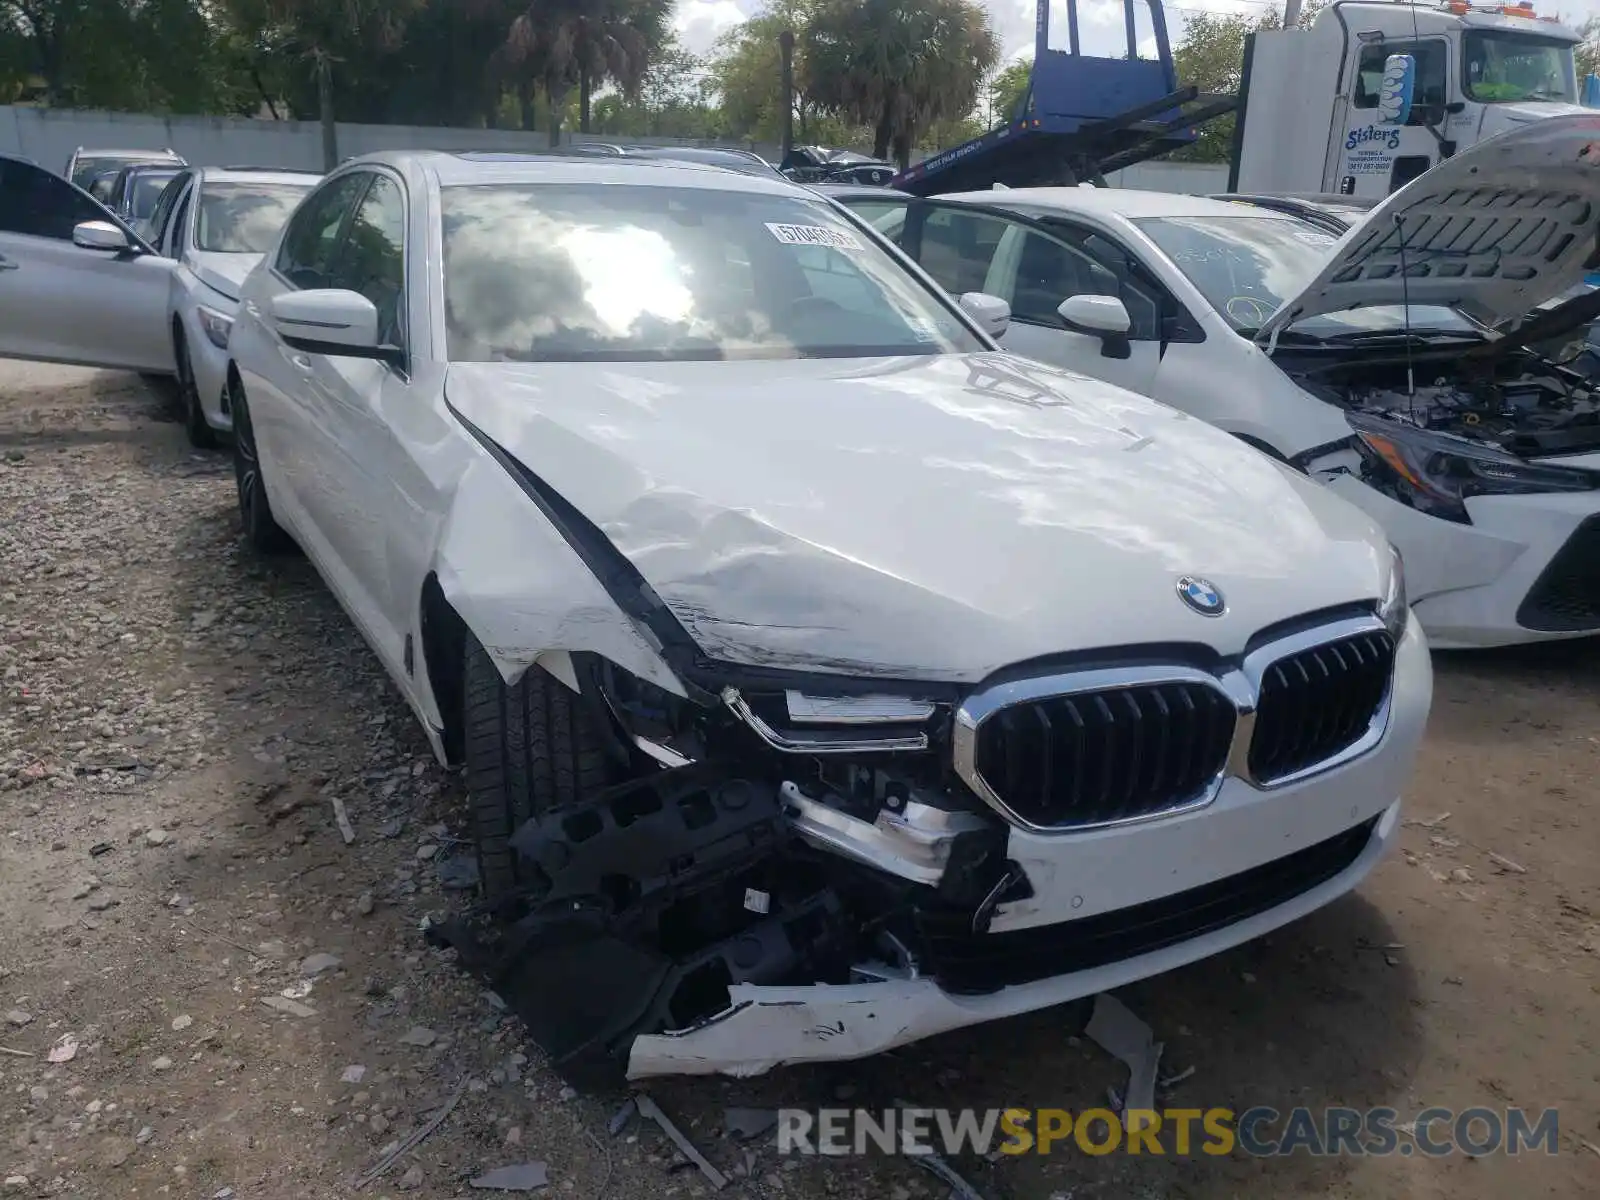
[839,116,1600,649]
[141,165,320,445]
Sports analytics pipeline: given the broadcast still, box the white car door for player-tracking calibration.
[300,169,418,671]
[0,156,174,373]
[242,171,373,550]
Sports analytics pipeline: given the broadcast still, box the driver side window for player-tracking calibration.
[1354,39,1448,123]
[0,158,106,242]
[275,173,369,290]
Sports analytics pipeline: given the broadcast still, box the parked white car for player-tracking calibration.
[3,149,1432,1082]
[141,165,321,445]
[838,116,1600,649]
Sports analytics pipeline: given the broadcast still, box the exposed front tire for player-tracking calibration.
[175,326,218,449]
[229,373,294,555]
[463,634,614,903]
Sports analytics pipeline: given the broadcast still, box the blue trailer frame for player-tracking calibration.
[892,0,1237,195]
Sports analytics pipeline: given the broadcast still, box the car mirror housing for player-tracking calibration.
[72,220,132,252]
[1058,294,1133,360]
[959,291,1011,338]
[270,289,402,367]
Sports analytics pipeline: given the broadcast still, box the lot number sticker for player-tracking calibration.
[766,223,862,250]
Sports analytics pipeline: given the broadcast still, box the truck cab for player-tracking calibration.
[1232,1,1582,200]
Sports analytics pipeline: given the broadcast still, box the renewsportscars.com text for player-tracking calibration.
[776,1106,1559,1158]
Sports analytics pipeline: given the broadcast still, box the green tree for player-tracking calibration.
[503,0,671,143]
[803,0,998,167]
[709,0,860,146]
[1576,16,1599,82]
[1169,1,1321,163]
[988,56,1030,127]
[589,32,724,139]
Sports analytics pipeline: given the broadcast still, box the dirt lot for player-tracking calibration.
[0,364,1596,1200]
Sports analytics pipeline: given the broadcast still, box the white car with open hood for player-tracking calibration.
[838,115,1600,649]
[134,151,1429,1080]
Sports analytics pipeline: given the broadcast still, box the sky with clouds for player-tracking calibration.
[672,0,1600,65]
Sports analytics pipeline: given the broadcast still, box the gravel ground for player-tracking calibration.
[1,365,1596,1200]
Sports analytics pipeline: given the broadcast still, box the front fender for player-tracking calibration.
[431,452,687,698]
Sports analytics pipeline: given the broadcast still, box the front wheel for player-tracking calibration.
[229,375,294,555]
[175,326,218,449]
[462,634,615,903]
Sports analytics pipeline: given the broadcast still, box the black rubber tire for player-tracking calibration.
[463,634,613,902]
[175,326,218,449]
[229,374,294,555]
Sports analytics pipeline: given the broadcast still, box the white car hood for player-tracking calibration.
[1485,100,1592,127]
[1258,113,1600,342]
[189,251,262,304]
[445,353,1389,681]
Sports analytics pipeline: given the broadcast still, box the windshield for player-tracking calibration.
[440,183,984,362]
[128,172,178,219]
[1463,31,1577,103]
[197,183,313,253]
[1134,214,1478,338]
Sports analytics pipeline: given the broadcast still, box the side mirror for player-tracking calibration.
[1378,53,1416,126]
[73,220,132,251]
[270,289,402,367]
[959,291,1011,337]
[1058,294,1133,359]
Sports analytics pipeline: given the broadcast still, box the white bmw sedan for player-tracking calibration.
[219,151,1430,1080]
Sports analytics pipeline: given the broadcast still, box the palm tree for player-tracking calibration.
[804,0,997,167]
[503,0,671,144]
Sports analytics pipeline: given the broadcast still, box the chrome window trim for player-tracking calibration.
[723,687,931,754]
[951,612,1393,835]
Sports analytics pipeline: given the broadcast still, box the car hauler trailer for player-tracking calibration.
[891,0,1238,195]
[1229,0,1584,200]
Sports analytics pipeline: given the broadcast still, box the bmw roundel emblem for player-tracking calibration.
[1176,576,1226,617]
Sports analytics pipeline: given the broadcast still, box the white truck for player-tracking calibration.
[1230,0,1586,199]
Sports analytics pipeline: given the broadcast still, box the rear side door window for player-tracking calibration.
[274,173,370,291]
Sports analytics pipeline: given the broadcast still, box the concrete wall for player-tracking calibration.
[0,105,778,174]
[1102,159,1230,194]
[0,105,1230,195]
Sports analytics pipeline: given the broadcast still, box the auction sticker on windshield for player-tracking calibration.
[766,223,863,250]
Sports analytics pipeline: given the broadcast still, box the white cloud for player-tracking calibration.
[675,0,749,55]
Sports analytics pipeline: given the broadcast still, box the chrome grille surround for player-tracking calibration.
[951,612,1397,834]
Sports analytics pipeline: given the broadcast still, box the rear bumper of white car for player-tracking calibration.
[626,616,1431,1079]
[1328,476,1600,649]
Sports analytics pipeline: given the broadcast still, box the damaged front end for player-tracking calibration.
[436,668,1028,1085]
[1280,324,1600,523]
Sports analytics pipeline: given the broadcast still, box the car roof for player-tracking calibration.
[370,150,809,196]
[935,186,1303,224]
[197,165,323,187]
[811,182,913,200]
[1214,191,1377,212]
[76,148,183,161]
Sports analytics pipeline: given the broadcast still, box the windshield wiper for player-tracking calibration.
[1315,328,1484,345]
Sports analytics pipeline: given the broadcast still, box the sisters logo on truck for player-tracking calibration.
[1346,124,1404,152]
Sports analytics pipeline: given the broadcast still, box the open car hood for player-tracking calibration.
[1256,114,1600,345]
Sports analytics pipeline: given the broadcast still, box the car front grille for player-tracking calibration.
[970,681,1236,830]
[914,815,1379,993]
[1247,629,1396,784]
[956,615,1398,831]
[1517,516,1600,633]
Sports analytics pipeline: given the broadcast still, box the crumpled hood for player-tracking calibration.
[446,353,1390,681]
[187,250,262,304]
[1259,113,1600,342]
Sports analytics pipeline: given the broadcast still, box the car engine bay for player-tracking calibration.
[1290,352,1600,458]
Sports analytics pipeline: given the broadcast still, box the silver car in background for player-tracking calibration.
[141,165,321,444]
